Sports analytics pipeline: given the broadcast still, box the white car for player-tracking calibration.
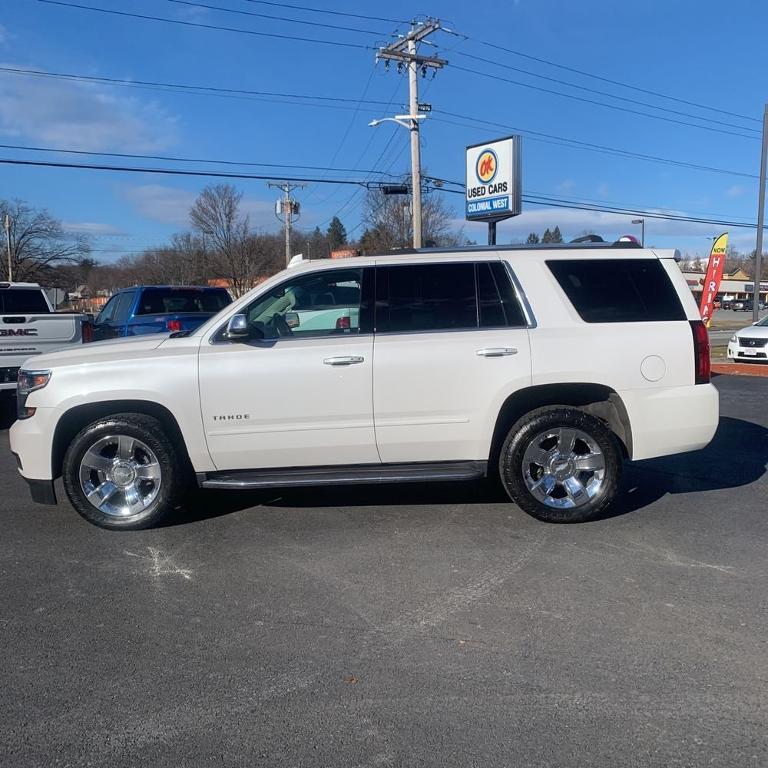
[10,243,719,530]
[727,315,768,362]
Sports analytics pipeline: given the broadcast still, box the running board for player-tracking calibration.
[198,461,487,490]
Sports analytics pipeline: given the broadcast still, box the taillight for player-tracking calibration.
[335,316,351,330]
[690,320,710,384]
[166,319,182,332]
[81,320,93,344]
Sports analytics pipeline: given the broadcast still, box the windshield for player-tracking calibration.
[756,315,768,327]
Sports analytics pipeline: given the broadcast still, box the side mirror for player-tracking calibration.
[224,314,251,341]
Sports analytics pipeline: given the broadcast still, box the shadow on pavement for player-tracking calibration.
[174,416,768,526]
[605,416,768,518]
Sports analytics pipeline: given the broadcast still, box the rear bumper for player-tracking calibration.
[620,383,719,461]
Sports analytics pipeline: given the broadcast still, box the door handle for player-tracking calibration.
[323,356,364,366]
[476,347,518,357]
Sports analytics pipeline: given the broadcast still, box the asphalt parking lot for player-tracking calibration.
[1,375,767,767]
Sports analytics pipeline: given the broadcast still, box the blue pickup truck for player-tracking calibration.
[91,285,232,341]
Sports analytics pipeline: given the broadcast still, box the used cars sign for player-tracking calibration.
[465,135,522,222]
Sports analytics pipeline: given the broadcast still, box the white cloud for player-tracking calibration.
[726,185,745,198]
[0,25,10,46]
[0,63,177,151]
[61,221,127,236]
[122,185,280,230]
[240,198,281,229]
[556,179,575,193]
[122,185,197,226]
[596,182,610,198]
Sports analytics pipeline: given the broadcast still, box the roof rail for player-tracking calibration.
[367,240,644,257]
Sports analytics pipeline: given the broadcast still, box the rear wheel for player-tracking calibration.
[62,413,186,530]
[499,407,622,523]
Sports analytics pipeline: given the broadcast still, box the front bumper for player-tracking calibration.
[10,447,57,505]
[9,405,59,496]
[727,341,768,362]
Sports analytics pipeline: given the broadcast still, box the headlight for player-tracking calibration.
[730,334,737,343]
[17,369,52,395]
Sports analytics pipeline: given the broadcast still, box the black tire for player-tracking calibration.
[62,412,186,530]
[499,406,623,523]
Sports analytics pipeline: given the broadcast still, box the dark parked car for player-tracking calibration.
[92,285,232,341]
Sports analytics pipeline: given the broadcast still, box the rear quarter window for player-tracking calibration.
[546,258,686,323]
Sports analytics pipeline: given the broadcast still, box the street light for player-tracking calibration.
[631,218,645,246]
[369,113,426,248]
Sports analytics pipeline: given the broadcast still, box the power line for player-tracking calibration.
[450,63,759,141]
[457,36,761,125]
[0,157,372,185]
[36,0,375,50]
[302,66,378,205]
[163,0,387,36]
[5,155,760,231]
[0,142,402,177]
[437,185,761,230]
[241,0,408,25]
[452,51,760,134]
[0,65,403,114]
[6,63,754,182]
[431,110,759,180]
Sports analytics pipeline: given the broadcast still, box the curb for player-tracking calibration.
[711,361,768,378]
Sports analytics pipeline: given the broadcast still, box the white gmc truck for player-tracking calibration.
[0,282,91,391]
[9,243,719,530]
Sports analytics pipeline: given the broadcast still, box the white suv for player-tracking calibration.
[9,244,719,530]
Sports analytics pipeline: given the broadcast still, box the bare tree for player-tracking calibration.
[358,187,461,254]
[190,184,252,296]
[0,199,90,282]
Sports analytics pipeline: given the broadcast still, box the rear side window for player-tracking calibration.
[1,289,50,314]
[376,263,477,333]
[547,259,686,323]
[376,262,529,333]
[136,288,231,315]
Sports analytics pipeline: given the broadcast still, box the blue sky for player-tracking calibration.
[1,0,766,262]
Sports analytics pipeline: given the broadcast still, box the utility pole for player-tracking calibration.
[3,213,11,282]
[378,20,446,249]
[269,181,306,267]
[753,104,767,324]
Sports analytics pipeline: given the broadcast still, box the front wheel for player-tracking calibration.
[62,413,186,530]
[499,407,623,523]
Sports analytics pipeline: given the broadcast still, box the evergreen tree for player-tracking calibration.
[551,226,563,243]
[542,228,553,243]
[526,232,540,244]
[326,216,347,251]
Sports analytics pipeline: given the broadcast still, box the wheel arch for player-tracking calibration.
[489,383,632,468]
[52,399,190,479]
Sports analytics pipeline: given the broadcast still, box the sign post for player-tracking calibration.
[465,135,522,244]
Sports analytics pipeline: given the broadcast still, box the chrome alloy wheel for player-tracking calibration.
[521,427,606,509]
[78,434,162,518]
